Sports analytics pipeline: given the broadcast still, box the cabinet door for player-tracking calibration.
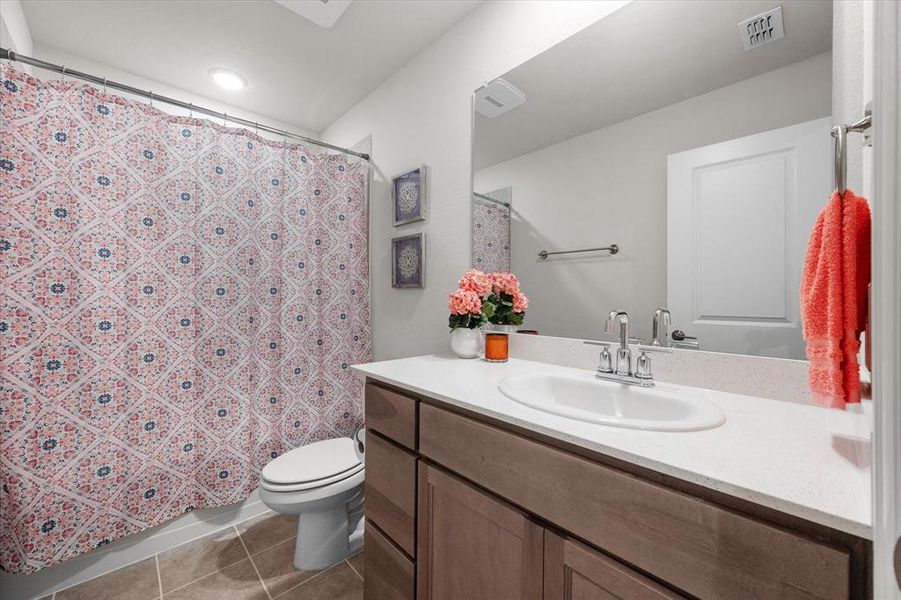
[417,463,543,600]
[544,531,684,600]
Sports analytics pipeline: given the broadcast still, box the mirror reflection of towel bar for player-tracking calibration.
[538,244,619,260]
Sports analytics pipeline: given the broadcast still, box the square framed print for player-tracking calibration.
[392,165,427,226]
[391,233,425,288]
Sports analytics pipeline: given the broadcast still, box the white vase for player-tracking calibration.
[450,328,483,359]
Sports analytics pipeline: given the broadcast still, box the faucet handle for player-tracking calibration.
[598,346,613,373]
[604,310,619,333]
[582,341,614,373]
[635,350,653,379]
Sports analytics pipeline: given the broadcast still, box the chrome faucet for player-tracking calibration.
[605,310,632,375]
[588,309,672,387]
[651,308,671,347]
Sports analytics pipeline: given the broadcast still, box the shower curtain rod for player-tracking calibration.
[473,191,510,208]
[0,47,371,161]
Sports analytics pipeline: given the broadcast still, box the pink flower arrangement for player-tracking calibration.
[458,269,493,298]
[448,289,483,316]
[448,269,528,330]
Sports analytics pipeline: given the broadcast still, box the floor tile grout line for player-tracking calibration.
[129,516,291,598]
[345,557,363,581]
[247,534,297,558]
[45,552,162,597]
[269,558,347,600]
[158,547,248,597]
[154,553,163,599]
[248,534,298,559]
[235,525,273,600]
[50,517,296,600]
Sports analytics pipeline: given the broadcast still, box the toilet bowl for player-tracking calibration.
[257,437,365,570]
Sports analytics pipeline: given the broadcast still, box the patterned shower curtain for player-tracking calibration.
[0,66,370,573]
[471,193,510,272]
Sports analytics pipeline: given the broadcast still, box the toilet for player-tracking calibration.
[257,436,365,571]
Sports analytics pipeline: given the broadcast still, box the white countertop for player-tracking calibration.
[352,354,872,539]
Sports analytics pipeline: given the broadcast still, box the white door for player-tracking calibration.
[667,117,832,359]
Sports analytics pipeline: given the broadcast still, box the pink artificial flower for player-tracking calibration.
[458,268,493,298]
[513,291,529,313]
[448,289,483,316]
[491,272,520,296]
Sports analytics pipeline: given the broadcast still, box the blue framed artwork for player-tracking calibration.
[391,233,425,288]
[392,165,427,226]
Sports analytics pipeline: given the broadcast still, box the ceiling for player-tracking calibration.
[474,0,832,169]
[19,0,482,133]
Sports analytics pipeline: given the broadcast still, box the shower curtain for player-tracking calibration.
[0,66,370,573]
[471,192,510,272]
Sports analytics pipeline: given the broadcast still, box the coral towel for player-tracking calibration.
[801,189,871,409]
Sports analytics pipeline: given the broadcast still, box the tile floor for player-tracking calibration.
[41,513,364,600]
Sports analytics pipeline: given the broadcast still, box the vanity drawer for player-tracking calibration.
[366,430,417,557]
[365,523,415,600]
[365,382,418,450]
[419,404,851,600]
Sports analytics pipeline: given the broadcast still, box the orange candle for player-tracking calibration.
[484,333,509,363]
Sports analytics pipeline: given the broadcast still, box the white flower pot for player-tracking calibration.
[450,328,483,359]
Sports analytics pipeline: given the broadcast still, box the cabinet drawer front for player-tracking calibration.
[365,523,415,600]
[420,404,851,600]
[366,382,417,450]
[366,431,417,556]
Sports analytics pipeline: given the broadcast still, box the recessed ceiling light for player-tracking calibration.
[209,68,247,91]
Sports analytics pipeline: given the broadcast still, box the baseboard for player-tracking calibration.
[1,493,272,600]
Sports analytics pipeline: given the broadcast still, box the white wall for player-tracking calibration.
[323,1,631,360]
[832,0,867,193]
[474,53,832,341]
[0,0,34,57]
[29,44,320,141]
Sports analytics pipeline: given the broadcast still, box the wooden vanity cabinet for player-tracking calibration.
[363,380,869,600]
[416,463,544,600]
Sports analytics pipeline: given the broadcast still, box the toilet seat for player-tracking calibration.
[261,462,364,492]
[260,437,362,493]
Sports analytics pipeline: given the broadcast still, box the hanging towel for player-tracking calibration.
[801,189,871,409]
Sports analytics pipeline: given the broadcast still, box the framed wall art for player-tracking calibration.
[391,232,425,288]
[392,165,427,226]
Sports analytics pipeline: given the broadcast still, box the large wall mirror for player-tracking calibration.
[471,0,834,359]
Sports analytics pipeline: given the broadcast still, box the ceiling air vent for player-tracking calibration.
[474,78,526,118]
[274,0,352,28]
[738,6,785,51]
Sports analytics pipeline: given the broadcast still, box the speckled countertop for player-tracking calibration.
[352,354,872,539]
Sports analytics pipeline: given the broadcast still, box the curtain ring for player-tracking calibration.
[149,91,154,108]
[102,77,108,94]
[188,102,193,118]
[254,122,259,136]
[223,112,228,127]
[60,65,67,82]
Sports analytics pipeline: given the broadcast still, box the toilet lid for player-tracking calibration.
[262,437,361,485]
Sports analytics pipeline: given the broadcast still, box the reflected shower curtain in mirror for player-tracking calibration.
[471,192,510,272]
[0,66,370,573]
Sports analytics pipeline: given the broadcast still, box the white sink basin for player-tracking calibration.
[498,373,725,432]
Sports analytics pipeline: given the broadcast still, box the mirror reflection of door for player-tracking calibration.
[667,118,832,360]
